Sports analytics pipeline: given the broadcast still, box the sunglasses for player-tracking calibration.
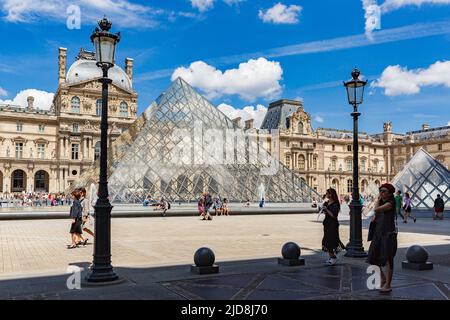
[379,189,389,193]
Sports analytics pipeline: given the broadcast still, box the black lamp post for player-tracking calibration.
[86,16,120,283]
[343,68,368,258]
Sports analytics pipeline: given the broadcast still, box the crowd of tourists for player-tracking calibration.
[198,192,229,220]
[0,192,73,208]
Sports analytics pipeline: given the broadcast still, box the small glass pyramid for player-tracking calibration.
[74,78,319,203]
[392,148,450,209]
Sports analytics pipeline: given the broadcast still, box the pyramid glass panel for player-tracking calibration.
[391,148,450,209]
[74,78,319,203]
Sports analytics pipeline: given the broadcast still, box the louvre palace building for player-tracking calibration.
[0,47,449,198]
[0,48,137,194]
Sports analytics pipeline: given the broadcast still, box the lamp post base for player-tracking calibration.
[345,201,367,258]
[85,269,119,283]
[344,246,368,258]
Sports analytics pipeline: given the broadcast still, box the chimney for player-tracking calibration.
[244,119,254,130]
[58,47,67,85]
[125,58,133,80]
[422,123,430,131]
[232,117,242,128]
[27,96,34,110]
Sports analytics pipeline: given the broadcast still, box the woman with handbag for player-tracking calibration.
[79,187,94,241]
[366,183,398,294]
[403,192,416,223]
[321,188,345,265]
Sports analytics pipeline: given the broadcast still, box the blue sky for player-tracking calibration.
[1,0,450,134]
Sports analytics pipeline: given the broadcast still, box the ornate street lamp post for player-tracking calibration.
[343,68,368,258]
[86,17,120,283]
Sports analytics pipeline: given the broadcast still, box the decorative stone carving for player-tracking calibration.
[83,120,94,131]
[130,103,137,115]
[383,122,392,133]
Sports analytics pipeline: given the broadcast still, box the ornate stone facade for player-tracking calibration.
[0,48,137,194]
[254,100,450,196]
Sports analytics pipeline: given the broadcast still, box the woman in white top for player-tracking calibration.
[79,187,95,240]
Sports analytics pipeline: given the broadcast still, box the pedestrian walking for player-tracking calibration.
[403,192,416,223]
[79,187,94,241]
[394,191,405,220]
[68,190,85,249]
[433,194,445,220]
[259,197,265,208]
[366,183,398,294]
[321,188,345,266]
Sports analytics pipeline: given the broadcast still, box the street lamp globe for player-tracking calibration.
[90,16,120,68]
[344,68,367,106]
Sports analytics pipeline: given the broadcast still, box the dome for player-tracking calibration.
[66,59,132,92]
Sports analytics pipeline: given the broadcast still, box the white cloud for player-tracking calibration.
[362,0,381,41]
[314,115,324,123]
[171,58,283,101]
[381,0,450,12]
[223,0,246,5]
[372,60,450,96]
[448,120,450,125]
[0,89,54,110]
[218,103,267,128]
[191,0,215,12]
[0,86,7,97]
[362,0,450,40]
[258,2,302,24]
[1,0,169,28]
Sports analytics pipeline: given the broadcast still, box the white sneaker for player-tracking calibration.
[326,258,337,266]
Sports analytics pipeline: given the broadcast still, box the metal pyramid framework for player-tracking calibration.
[391,148,450,209]
[75,78,319,203]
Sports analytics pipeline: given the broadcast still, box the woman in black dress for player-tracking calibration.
[367,183,398,293]
[321,188,345,265]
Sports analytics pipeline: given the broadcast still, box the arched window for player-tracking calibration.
[119,101,128,118]
[94,141,101,161]
[298,155,305,170]
[298,122,303,134]
[347,179,353,193]
[96,99,102,116]
[71,96,80,113]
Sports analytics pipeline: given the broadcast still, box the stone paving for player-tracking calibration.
[0,212,449,300]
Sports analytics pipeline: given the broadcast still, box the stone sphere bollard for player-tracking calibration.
[402,245,433,270]
[281,242,301,260]
[194,247,215,267]
[191,247,219,274]
[406,245,429,264]
[279,242,305,266]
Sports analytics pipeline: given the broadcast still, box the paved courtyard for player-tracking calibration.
[0,212,449,299]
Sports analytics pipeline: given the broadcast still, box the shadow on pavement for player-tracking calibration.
[0,243,449,300]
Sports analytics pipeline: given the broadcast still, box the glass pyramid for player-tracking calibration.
[74,78,319,203]
[391,148,450,209]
